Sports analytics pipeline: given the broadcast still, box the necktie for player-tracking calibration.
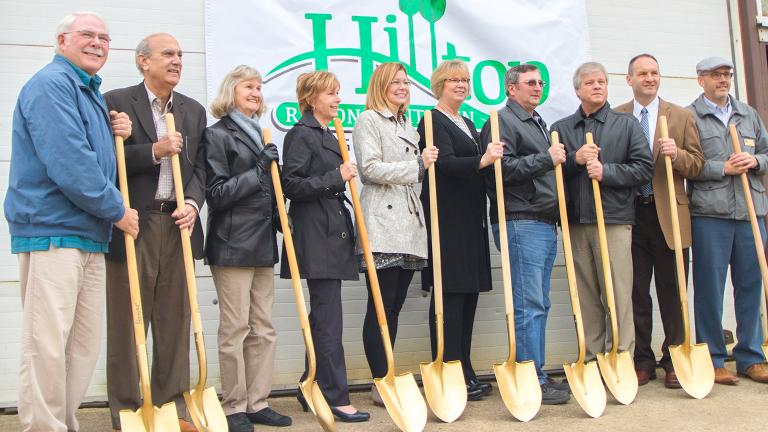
[638,107,653,197]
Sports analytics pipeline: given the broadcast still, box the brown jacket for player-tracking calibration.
[615,98,704,248]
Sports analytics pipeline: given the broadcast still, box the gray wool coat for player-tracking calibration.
[352,108,428,259]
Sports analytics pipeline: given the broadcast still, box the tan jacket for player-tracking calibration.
[615,98,704,248]
[352,108,427,258]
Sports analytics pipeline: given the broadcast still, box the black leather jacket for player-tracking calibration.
[204,116,278,267]
[551,103,653,225]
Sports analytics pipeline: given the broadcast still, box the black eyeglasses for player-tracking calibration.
[520,79,546,88]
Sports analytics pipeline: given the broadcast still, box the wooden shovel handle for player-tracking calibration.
[165,113,207,388]
[728,125,768,311]
[424,110,445,361]
[586,132,620,355]
[659,116,692,345]
[114,135,154,407]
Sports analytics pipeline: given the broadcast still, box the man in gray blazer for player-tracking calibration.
[103,33,206,432]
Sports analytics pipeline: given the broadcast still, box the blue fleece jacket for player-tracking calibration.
[4,55,125,243]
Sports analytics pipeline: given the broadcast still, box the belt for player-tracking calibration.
[149,200,177,213]
[636,194,655,206]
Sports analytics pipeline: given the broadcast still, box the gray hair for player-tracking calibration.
[572,62,608,89]
[504,64,539,97]
[134,33,172,75]
[54,11,107,54]
[210,65,266,119]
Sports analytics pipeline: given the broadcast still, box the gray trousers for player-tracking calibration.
[106,211,190,428]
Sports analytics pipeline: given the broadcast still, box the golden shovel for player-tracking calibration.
[334,118,427,432]
[263,128,335,432]
[659,116,714,399]
[728,124,768,359]
[587,132,638,405]
[418,110,468,423]
[164,114,228,432]
[115,134,180,432]
[489,110,542,422]
[552,131,607,418]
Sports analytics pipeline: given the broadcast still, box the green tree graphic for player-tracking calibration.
[399,0,420,69]
[419,0,446,70]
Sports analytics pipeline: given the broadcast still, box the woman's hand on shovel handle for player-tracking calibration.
[479,141,504,168]
[340,161,358,181]
[173,203,198,234]
[110,111,132,139]
[422,145,439,170]
[116,207,139,239]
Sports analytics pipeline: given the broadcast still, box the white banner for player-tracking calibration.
[205,0,592,147]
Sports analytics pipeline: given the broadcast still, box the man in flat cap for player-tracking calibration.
[688,56,768,385]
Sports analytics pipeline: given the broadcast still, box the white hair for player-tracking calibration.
[54,11,108,54]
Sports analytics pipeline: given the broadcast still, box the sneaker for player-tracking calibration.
[546,376,571,393]
[247,407,292,427]
[226,413,252,432]
[541,382,570,405]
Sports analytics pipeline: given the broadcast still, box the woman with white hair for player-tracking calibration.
[204,65,291,432]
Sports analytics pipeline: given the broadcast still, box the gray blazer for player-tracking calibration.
[688,94,768,219]
[352,108,427,258]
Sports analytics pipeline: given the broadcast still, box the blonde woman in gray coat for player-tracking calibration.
[352,62,438,404]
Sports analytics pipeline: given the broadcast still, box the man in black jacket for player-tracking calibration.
[103,33,206,432]
[480,64,570,405]
[551,62,652,362]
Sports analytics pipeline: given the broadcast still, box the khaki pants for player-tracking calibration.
[211,266,277,415]
[18,247,105,432]
[570,224,635,361]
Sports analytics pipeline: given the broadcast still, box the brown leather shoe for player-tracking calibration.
[714,367,739,385]
[738,363,768,383]
[664,369,682,389]
[179,419,198,432]
[635,368,656,386]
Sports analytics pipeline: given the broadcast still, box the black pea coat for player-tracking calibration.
[204,116,278,267]
[418,109,492,294]
[279,112,357,280]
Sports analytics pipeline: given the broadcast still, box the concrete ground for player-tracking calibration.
[2,364,767,431]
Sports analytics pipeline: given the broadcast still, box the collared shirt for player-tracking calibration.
[11,55,110,254]
[145,84,175,200]
[633,96,659,152]
[702,94,733,127]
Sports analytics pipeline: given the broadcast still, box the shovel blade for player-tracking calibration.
[375,372,427,432]
[493,360,541,422]
[183,387,227,432]
[299,379,336,432]
[563,360,606,418]
[669,343,715,399]
[596,350,637,405]
[419,360,467,423]
[119,401,180,432]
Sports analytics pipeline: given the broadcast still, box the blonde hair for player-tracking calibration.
[366,62,409,118]
[296,70,340,113]
[430,60,469,99]
[210,65,266,119]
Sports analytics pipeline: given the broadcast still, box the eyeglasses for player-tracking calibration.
[446,78,470,84]
[390,79,411,87]
[520,79,546,88]
[63,29,112,45]
[704,71,733,80]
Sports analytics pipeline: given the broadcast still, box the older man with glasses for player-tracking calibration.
[5,12,138,432]
[688,57,768,385]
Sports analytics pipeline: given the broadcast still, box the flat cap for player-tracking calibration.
[696,56,734,75]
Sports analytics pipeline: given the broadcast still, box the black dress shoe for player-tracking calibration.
[330,407,371,423]
[466,383,484,401]
[247,407,292,427]
[226,412,253,432]
[467,378,492,396]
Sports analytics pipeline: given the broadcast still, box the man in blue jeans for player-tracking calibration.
[688,56,768,385]
[480,64,570,405]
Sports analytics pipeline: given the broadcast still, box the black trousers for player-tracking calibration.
[362,267,416,379]
[632,201,687,372]
[429,291,480,382]
[301,279,350,406]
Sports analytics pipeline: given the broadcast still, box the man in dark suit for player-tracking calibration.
[615,54,703,389]
[104,32,206,432]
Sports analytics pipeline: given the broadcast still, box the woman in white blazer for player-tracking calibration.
[352,62,438,404]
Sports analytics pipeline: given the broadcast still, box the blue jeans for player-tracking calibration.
[493,220,557,384]
[692,216,767,370]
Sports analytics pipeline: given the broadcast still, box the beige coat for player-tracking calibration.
[352,108,427,258]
